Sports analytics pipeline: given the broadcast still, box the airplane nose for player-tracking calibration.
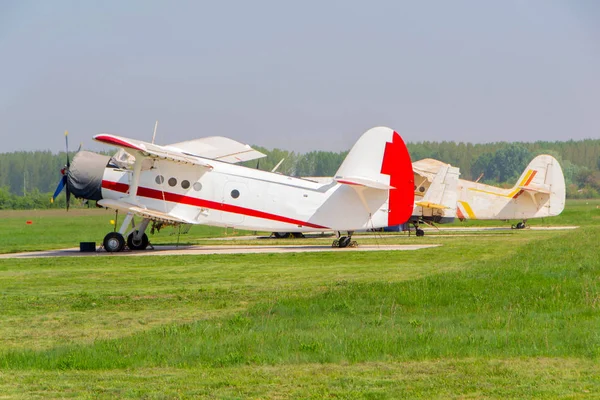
[67,150,110,201]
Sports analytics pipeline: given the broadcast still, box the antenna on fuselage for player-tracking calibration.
[151,120,159,144]
[271,158,285,173]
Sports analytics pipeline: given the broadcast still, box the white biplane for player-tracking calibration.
[56,127,415,252]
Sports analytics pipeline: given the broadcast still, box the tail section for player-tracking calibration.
[512,154,566,216]
[415,164,460,222]
[335,127,414,225]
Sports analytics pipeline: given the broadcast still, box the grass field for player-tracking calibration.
[0,200,599,398]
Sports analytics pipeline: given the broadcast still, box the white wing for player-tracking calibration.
[166,136,266,163]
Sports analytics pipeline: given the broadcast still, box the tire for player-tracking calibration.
[127,232,149,250]
[515,222,526,229]
[416,228,425,237]
[103,232,125,252]
[339,236,351,248]
[273,232,292,239]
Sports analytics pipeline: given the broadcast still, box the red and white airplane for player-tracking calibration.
[58,127,415,252]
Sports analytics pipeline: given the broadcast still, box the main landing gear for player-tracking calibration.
[512,219,528,230]
[102,212,152,252]
[332,231,358,248]
[412,221,425,237]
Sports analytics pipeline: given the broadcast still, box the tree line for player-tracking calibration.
[1,138,599,209]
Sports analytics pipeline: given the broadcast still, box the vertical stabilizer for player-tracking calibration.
[512,154,566,216]
[335,127,414,225]
[416,164,460,220]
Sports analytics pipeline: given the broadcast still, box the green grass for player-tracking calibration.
[0,200,599,398]
[0,208,260,254]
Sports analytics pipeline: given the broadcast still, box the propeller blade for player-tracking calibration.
[65,130,70,168]
[64,130,72,211]
[66,182,71,211]
[52,176,66,201]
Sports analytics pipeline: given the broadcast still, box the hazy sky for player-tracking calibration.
[1,0,599,153]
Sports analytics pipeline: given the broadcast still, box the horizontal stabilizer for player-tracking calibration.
[517,185,551,195]
[97,199,196,225]
[415,201,448,210]
[335,176,395,190]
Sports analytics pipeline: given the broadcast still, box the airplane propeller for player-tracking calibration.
[51,131,72,210]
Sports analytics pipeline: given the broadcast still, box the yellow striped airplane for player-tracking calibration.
[410,155,566,235]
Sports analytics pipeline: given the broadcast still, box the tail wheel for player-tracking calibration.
[127,232,149,250]
[103,232,125,252]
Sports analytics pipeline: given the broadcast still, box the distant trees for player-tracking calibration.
[471,144,532,184]
[0,186,67,210]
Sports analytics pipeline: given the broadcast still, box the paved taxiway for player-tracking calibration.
[0,244,441,259]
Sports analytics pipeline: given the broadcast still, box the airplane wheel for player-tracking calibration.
[416,228,425,237]
[273,232,292,239]
[127,232,149,250]
[104,232,125,252]
[339,236,351,248]
[515,222,526,229]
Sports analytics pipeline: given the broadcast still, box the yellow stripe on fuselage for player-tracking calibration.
[458,201,477,219]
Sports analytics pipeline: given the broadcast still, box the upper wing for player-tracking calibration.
[412,158,449,182]
[166,136,266,163]
[94,134,266,166]
[94,134,215,168]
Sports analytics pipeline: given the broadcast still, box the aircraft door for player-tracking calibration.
[221,181,247,226]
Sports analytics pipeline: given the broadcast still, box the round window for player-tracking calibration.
[231,189,240,199]
[181,180,190,189]
[193,182,202,191]
[155,175,164,184]
[168,177,177,187]
[419,186,425,193]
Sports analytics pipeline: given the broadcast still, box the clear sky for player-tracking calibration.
[1,0,599,153]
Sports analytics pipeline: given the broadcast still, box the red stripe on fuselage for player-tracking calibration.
[101,180,328,230]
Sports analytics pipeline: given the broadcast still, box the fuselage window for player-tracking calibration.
[156,175,164,184]
[168,177,177,187]
[193,182,202,191]
[231,189,240,199]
